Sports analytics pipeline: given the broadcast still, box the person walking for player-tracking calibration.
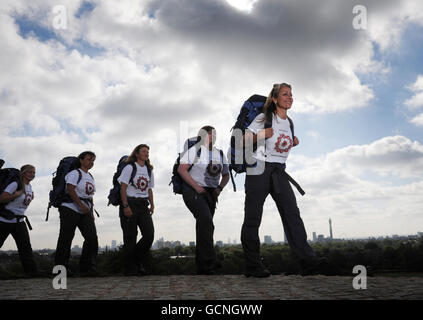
[54,151,98,276]
[0,165,38,276]
[178,126,230,275]
[241,83,321,277]
[118,144,155,276]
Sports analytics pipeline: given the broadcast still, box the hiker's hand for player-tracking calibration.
[213,188,221,198]
[123,206,133,217]
[294,136,299,146]
[258,128,274,140]
[195,186,206,194]
[13,190,24,199]
[149,204,154,215]
[81,205,90,215]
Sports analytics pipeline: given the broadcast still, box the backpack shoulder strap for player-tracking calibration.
[76,169,83,184]
[129,162,137,186]
[287,116,295,143]
[264,111,273,129]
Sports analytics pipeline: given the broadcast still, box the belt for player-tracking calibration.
[0,209,33,230]
[270,164,305,196]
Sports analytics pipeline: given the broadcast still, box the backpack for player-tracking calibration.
[107,156,152,206]
[0,167,22,213]
[169,136,224,194]
[45,156,81,221]
[0,166,34,230]
[169,137,201,194]
[229,94,295,191]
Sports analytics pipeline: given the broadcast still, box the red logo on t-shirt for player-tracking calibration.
[137,176,149,192]
[23,192,34,206]
[206,162,222,177]
[85,181,95,195]
[274,134,293,153]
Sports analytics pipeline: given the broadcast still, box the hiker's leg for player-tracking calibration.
[120,200,139,274]
[241,165,271,271]
[55,206,79,268]
[78,213,98,273]
[183,187,216,272]
[11,221,38,274]
[270,175,315,262]
[135,200,154,267]
[0,221,13,248]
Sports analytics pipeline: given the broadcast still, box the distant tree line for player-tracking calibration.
[1,238,422,278]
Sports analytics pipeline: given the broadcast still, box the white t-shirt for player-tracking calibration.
[180,145,229,188]
[247,113,294,164]
[0,182,33,223]
[61,169,96,214]
[118,163,154,198]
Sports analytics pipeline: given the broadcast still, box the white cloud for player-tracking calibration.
[405,75,423,109]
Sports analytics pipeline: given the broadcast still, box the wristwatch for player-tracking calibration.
[122,204,129,208]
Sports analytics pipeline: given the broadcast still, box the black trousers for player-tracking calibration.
[119,197,154,273]
[241,162,315,271]
[54,206,98,272]
[182,186,217,272]
[0,221,38,274]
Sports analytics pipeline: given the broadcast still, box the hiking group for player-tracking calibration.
[0,83,328,278]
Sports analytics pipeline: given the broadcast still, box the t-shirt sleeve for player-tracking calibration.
[180,147,196,165]
[65,170,80,186]
[247,113,265,134]
[117,164,133,185]
[4,182,18,194]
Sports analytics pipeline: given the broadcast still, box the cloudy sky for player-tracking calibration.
[1,0,423,250]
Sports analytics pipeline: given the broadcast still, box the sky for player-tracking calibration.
[1,0,423,250]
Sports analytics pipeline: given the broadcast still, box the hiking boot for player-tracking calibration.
[244,268,271,278]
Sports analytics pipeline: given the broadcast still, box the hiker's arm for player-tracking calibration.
[243,128,273,146]
[213,173,229,198]
[148,189,154,215]
[120,182,133,217]
[294,136,299,146]
[178,164,206,194]
[0,190,23,203]
[67,184,90,214]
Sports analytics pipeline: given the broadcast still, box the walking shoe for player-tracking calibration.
[244,268,271,278]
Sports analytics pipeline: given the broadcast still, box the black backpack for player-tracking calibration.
[107,156,151,206]
[228,94,295,191]
[0,167,22,213]
[46,156,81,221]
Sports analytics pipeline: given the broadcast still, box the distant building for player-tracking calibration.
[216,241,223,247]
[111,240,117,249]
[417,232,423,238]
[329,218,333,240]
[189,241,195,247]
[264,235,273,244]
[312,232,317,242]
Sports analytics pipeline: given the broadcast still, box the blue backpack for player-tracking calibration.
[229,94,295,191]
[107,156,151,206]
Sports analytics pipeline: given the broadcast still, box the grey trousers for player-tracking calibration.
[241,162,315,271]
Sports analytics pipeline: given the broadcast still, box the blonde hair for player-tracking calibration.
[20,164,35,195]
[261,83,292,122]
[126,144,154,170]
